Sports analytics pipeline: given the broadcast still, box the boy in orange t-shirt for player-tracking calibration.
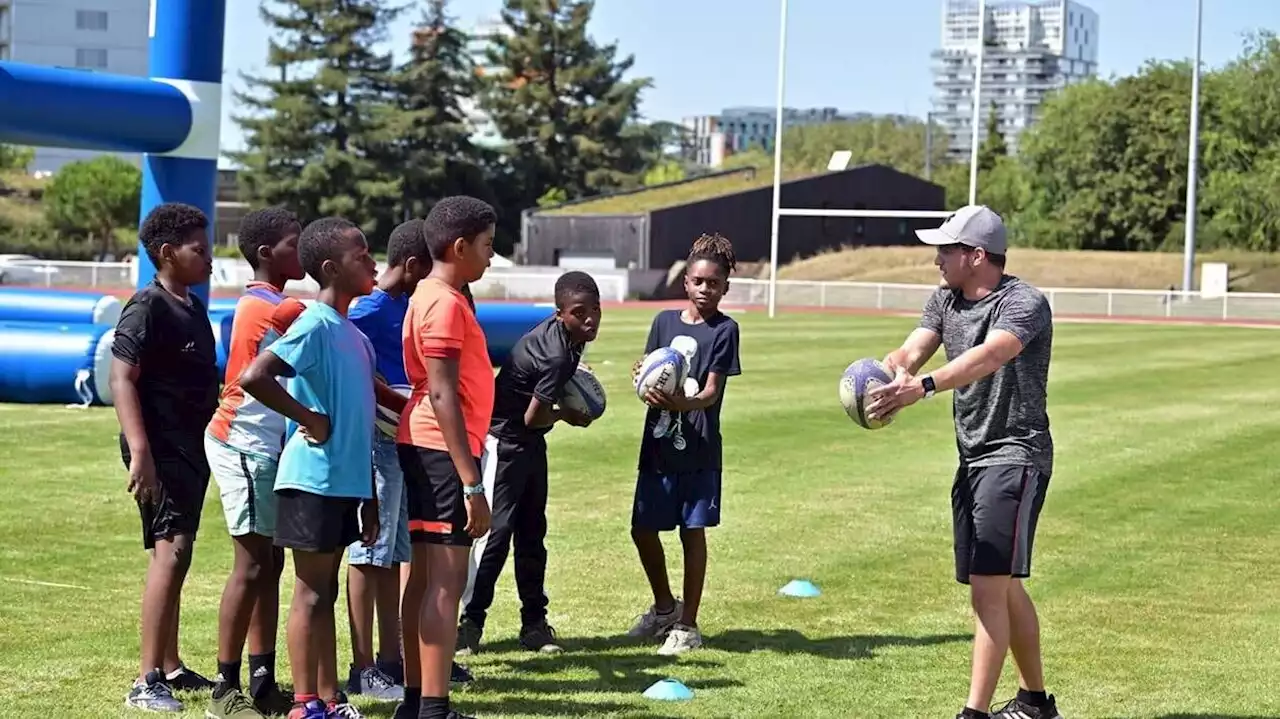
[395,196,496,719]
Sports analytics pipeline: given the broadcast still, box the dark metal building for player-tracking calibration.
[522,164,946,271]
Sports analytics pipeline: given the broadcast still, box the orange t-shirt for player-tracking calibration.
[398,278,494,457]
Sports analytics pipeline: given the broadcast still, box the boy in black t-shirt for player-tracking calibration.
[627,234,742,656]
[455,271,600,656]
[111,202,220,712]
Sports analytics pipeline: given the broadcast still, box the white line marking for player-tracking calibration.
[0,576,89,590]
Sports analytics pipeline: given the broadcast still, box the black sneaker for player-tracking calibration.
[445,711,475,719]
[375,657,405,686]
[167,663,216,691]
[125,669,184,712]
[455,617,483,656]
[991,694,1064,719]
[251,681,294,717]
[518,621,563,654]
[450,661,474,685]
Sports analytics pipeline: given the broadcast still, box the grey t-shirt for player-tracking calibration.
[920,275,1054,475]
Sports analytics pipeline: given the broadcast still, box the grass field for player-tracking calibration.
[4,308,1280,718]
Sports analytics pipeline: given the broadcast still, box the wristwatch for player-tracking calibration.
[462,483,485,497]
[921,374,937,399]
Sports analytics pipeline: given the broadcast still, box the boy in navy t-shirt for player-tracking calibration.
[628,233,742,656]
[344,219,430,700]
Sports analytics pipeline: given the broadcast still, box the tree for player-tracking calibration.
[230,0,403,236]
[480,0,653,205]
[43,156,141,259]
[0,144,33,173]
[384,0,496,224]
[976,103,1007,173]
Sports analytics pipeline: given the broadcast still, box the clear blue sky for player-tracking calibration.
[217,0,1279,168]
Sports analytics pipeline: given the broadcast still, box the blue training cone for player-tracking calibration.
[778,579,822,598]
[643,678,694,701]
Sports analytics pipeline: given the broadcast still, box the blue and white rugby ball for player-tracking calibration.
[635,347,687,400]
[560,365,607,420]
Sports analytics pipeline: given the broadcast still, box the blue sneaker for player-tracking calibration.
[286,699,328,719]
[125,669,184,712]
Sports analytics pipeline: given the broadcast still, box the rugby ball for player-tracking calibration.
[375,384,412,438]
[635,347,687,400]
[560,365,607,420]
[838,358,895,430]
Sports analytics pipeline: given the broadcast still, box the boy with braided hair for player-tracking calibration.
[627,233,742,655]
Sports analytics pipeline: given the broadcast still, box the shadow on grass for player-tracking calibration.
[1104,715,1280,719]
[355,697,682,719]
[710,629,970,659]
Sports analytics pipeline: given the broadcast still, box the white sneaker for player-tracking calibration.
[657,623,703,655]
[626,601,683,639]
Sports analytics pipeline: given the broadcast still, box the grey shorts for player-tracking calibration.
[951,464,1050,584]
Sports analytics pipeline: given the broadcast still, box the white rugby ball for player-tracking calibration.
[635,347,687,400]
[559,365,607,420]
[375,384,412,438]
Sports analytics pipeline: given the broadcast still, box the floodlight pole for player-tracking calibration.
[1181,0,1204,295]
[767,0,789,319]
[967,0,986,206]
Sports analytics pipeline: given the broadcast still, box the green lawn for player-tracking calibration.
[3,309,1280,718]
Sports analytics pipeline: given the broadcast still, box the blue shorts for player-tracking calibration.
[348,436,411,567]
[631,470,721,531]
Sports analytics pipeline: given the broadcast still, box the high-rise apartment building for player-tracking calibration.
[683,107,888,168]
[460,16,508,148]
[0,0,151,173]
[931,0,1098,159]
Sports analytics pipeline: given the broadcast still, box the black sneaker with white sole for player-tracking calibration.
[450,662,473,685]
[991,694,1064,719]
[166,663,216,691]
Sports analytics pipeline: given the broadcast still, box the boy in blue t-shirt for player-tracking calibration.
[241,217,407,719]
[343,219,430,699]
[628,233,742,656]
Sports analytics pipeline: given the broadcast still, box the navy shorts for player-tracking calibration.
[631,470,721,531]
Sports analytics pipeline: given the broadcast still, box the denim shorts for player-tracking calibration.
[348,435,412,567]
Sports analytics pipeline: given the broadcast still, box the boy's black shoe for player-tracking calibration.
[167,664,216,691]
[991,694,1064,719]
[450,662,473,685]
[518,622,563,654]
[251,681,295,717]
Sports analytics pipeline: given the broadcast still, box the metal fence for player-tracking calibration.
[725,278,1280,323]
[0,259,632,303]
[8,259,1280,322]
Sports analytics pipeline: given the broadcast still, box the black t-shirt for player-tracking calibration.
[489,315,583,443]
[112,279,219,456]
[637,309,741,474]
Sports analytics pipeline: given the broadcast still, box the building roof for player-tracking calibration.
[538,167,812,216]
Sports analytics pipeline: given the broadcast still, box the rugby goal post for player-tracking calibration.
[765,0,986,318]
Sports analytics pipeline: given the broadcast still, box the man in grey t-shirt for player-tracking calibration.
[866,205,1060,719]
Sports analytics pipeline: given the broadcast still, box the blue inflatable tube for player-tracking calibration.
[0,320,115,405]
[474,303,555,366]
[0,287,122,325]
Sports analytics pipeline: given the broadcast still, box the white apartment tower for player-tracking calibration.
[0,0,151,173]
[931,0,1098,160]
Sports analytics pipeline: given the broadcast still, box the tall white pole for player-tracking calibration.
[1182,0,1204,295]
[767,0,789,319]
[967,0,986,205]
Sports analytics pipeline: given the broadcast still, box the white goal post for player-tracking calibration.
[765,0,986,318]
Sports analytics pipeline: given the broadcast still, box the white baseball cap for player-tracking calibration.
[916,205,1007,255]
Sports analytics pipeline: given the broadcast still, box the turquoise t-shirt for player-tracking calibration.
[270,302,376,499]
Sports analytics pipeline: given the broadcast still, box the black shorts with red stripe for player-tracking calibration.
[951,464,1051,584]
[398,444,480,547]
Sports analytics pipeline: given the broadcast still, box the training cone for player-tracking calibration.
[778,579,822,598]
[643,678,694,701]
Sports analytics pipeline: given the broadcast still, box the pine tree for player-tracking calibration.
[977,102,1009,173]
[480,0,653,204]
[385,0,497,221]
[230,0,403,236]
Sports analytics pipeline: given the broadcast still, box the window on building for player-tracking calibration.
[76,9,108,31]
[75,48,108,69]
